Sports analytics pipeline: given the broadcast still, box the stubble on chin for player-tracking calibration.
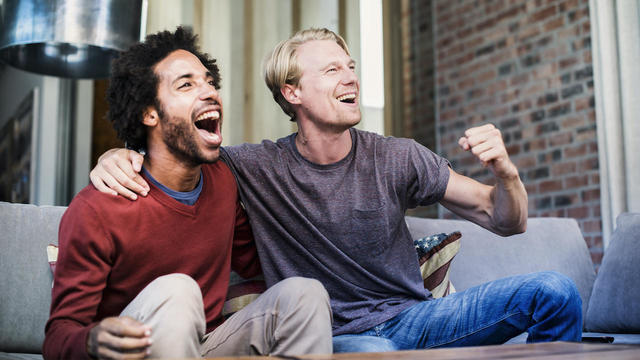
[160,115,219,166]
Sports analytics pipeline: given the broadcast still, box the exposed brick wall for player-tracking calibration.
[406,0,436,152]
[401,0,601,267]
[401,0,440,219]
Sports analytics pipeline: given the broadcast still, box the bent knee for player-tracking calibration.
[126,273,205,332]
[149,273,203,304]
[276,277,330,304]
[535,271,581,306]
[152,273,200,292]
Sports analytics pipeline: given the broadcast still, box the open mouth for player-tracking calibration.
[193,110,222,145]
[194,110,220,133]
[336,93,357,104]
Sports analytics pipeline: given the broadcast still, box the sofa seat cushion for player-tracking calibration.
[585,213,640,333]
[0,352,43,360]
[223,273,266,318]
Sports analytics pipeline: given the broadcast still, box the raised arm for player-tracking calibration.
[440,124,528,236]
[90,148,149,200]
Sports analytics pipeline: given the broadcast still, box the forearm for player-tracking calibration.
[489,174,528,236]
[447,123,528,236]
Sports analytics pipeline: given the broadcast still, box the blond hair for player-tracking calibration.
[263,28,350,122]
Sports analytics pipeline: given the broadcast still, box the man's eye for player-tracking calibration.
[327,68,337,73]
[178,82,192,89]
[208,80,215,86]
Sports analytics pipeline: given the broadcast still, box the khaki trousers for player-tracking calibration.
[121,274,333,358]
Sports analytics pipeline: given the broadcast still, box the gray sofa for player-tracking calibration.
[1,201,639,359]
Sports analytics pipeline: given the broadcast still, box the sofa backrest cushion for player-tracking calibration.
[0,202,66,353]
[405,216,596,320]
[585,212,640,332]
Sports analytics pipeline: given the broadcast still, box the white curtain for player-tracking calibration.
[589,0,640,247]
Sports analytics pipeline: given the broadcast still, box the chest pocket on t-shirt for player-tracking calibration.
[345,204,390,260]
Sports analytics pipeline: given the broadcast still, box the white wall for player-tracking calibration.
[72,80,94,197]
[357,0,384,135]
[146,0,194,34]
[300,0,339,31]
[247,0,295,143]
[199,0,247,146]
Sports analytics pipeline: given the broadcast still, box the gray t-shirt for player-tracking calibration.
[222,128,450,335]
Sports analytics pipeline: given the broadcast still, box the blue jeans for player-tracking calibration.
[333,271,582,353]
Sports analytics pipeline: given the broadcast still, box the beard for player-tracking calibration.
[157,105,219,166]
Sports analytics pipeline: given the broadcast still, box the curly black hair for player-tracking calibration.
[107,26,220,151]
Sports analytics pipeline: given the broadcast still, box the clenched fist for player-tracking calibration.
[458,124,518,180]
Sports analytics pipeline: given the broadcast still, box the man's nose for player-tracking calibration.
[199,83,219,102]
[341,68,358,85]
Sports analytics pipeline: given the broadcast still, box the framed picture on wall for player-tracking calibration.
[0,88,39,203]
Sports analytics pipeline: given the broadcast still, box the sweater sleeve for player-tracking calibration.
[43,196,114,360]
[230,200,262,278]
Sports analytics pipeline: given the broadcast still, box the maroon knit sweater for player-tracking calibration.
[43,161,261,360]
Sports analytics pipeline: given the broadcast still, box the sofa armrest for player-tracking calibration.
[0,202,67,354]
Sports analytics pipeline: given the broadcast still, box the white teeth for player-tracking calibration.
[336,93,357,101]
[195,111,220,122]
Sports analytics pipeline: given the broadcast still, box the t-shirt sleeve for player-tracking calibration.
[404,139,451,209]
[220,146,246,186]
[43,197,113,360]
[220,145,250,172]
[230,200,262,278]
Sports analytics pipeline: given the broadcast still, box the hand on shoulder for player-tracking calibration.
[90,148,149,200]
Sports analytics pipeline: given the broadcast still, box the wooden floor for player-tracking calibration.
[208,342,640,359]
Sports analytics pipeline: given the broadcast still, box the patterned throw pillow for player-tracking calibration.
[222,273,266,318]
[47,244,58,287]
[414,231,462,298]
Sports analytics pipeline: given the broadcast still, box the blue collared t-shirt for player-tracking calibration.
[142,167,203,205]
[221,128,450,335]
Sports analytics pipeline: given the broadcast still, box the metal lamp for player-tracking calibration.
[0,0,143,78]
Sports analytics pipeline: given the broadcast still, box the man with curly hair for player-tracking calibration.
[43,27,332,360]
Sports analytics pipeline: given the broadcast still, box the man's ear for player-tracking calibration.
[281,85,302,105]
[142,107,159,127]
